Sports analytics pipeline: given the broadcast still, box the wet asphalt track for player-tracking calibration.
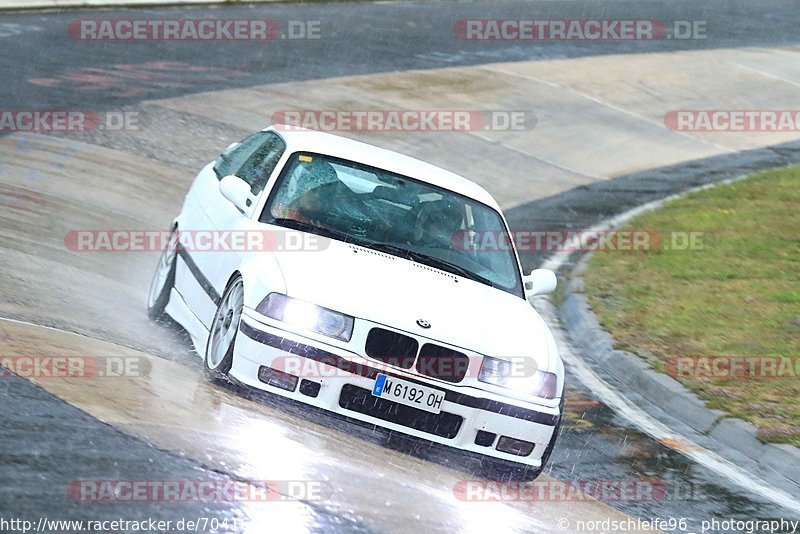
[3,0,800,111]
[3,1,800,533]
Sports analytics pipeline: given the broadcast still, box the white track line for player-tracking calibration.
[487,67,736,154]
[537,173,800,515]
[0,315,144,351]
[468,131,603,180]
[730,62,800,90]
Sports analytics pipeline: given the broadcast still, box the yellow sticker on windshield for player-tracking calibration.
[299,155,313,163]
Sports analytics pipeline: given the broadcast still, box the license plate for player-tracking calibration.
[371,373,445,414]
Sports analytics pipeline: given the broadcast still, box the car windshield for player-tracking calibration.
[261,152,524,297]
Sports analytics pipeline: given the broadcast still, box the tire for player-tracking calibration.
[147,227,178,320]
[204,275,243,380]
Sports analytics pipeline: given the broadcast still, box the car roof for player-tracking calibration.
[266,125,500,210]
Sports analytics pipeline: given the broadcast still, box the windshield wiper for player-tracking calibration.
[269,218,357,244]
[411,253,494,287]
[359,241,415,260]
[364,242,494,287]
[267,226,495,288]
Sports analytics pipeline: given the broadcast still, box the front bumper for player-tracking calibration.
[230,314,561,467]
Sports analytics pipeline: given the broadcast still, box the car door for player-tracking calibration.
[177,131,286,326]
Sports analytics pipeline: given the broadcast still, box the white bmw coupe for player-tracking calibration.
[148,126,564,477]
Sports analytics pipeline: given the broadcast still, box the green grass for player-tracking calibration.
[583,167,800,447]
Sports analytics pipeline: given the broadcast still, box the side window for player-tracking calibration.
[213,132,286,195]
[236,133,286,195]
[213,131,269,179]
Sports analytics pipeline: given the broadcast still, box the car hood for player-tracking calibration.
[269,235,553,370]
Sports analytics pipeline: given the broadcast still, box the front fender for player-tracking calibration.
[238,254,287,310]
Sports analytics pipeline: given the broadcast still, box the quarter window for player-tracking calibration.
[213,131,286,195]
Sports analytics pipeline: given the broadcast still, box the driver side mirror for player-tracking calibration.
[219,175,252,214]
[523,268,557,298]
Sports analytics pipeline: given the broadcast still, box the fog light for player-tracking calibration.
[474,430,496,447]
[496,436,535,457]
[299,379,321,398]
[258,366,298,392]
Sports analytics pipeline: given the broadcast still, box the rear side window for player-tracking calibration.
[214,131,286,195]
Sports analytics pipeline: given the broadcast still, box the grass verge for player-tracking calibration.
[583,166,800,447]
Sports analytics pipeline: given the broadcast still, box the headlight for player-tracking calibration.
[478,356,513,387]
[478,356,558,399]
[256,293,354,342]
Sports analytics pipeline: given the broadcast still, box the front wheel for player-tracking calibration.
[147,227,178,320]
[204,276,243,380]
